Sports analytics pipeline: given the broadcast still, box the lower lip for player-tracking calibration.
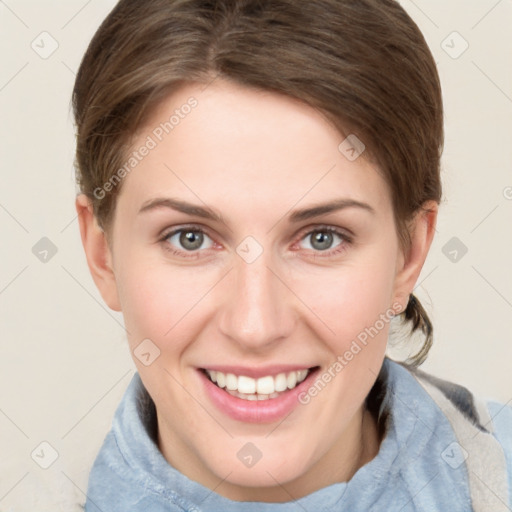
[198,368,319,423]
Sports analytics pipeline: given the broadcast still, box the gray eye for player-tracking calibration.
[299,230,343,252]
[167,230,214,251]
[311,231,333,251]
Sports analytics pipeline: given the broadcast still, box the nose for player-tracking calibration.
[217,249,296,352]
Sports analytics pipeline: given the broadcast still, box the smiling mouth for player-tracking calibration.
[200,367,319,401]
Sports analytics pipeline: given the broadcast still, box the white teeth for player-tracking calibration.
[205,368,311,400]
[225,373,238,391]
[274,373,288,392]
[287,372,297,389]
[238,375,256,394]
[256,376,275,395]
[297,369,308,382]
[216,372,226,388]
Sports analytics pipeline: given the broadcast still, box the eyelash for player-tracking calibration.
[158,224,353,260]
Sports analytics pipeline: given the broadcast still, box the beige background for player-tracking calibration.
[0,0,511,510]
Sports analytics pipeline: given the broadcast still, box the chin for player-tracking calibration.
[209,445,313,490]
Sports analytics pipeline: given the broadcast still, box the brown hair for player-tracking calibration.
[72,0,443,366]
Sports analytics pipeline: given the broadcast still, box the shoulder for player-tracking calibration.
[407,362,512,440]
[486,399,512,448]
[385,359,512,510]
[486,399,512,432]
[486,399,512,506]
[487,399,512,435]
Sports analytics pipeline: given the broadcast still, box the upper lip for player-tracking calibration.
[199,364,318,379]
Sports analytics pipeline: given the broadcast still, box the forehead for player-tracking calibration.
[117,79,391,218]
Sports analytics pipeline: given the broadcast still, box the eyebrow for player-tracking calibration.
[138,197,375,223]
[138,197,225,223]
[288,198,375,222]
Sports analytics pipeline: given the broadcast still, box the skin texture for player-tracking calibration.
[76,79,437,502]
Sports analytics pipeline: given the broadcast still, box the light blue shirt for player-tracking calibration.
[84,358,512,511]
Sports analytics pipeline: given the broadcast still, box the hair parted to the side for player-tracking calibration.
[71,0,443,367]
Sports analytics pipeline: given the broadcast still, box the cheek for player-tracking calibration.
[295,254,397,354]
[115,257,212,355]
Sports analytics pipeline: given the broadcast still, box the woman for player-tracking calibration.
[73,0,512,510]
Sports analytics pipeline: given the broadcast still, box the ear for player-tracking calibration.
[75,194,121,312]
[392,200,438,312]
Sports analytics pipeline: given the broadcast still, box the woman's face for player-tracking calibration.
[84,79,431,500]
